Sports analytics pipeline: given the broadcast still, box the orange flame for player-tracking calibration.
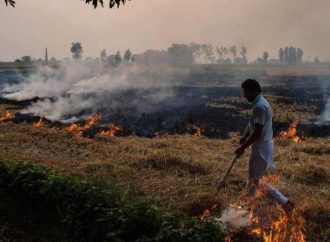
[66,114,102,140]
[250,176,305,242]
[100,125,123,138]
[222,174,305,242]
[278,122,301,142]
[0,111,14,122]
[200,204,217,223]
[34,117,44,128]
[224,232,234,242]
[194,127,202,136]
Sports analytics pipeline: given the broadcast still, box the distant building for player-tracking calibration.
[45,48,48,64]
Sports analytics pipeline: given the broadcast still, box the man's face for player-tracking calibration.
[243,88,255,102]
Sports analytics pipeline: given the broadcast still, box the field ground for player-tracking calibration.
[0,65,329,241]
[0,104,329,241]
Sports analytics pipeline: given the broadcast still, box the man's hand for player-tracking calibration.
[235,146,245,158]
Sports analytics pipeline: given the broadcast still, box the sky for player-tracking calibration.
[0,0,330,62]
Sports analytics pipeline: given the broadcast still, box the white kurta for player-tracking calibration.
[249,94,275,170]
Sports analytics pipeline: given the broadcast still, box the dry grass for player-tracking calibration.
[0,106,329,241]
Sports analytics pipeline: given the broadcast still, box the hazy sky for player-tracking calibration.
[0,0,329,61]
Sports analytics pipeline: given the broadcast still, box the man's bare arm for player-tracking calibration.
[240,124,251,144]
[235,123,263,157]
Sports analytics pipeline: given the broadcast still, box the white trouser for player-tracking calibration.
[246,179,288,205]
[247,151,288,205]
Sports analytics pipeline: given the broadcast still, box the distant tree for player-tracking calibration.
[256,57,263,64]
[297,48,303,63]
[230,46,237,62]
[21,56,32,63]
[100,49,107,62]
[216,46,223,63]
[263,51,269,63]
[124,49,132,62]
[314,56,320,64]
[114,51,122,65]
[278,48,284,63]
[71,42,83,60]
[50,57,57,64]
[240,46,247,63]
[223,58,232,64]
[14,59,20,63]
[288,46,297,64]
[284,47,289,63]
[168,43,195,65]
[131,54,138,63]
[3,0,131,8]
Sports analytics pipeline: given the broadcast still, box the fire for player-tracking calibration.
[212,174,306,242]
[200,204,217,223]
[100,125,122,138]
[249,208,305,242]
[194,127,202,136]
[66,114,102,140]
[34,117,44,128]
[278,122,301,142]
[0,111,15,122]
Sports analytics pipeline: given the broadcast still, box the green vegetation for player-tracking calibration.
[0,160,226,241]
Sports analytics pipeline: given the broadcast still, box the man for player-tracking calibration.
[235,79,294,216]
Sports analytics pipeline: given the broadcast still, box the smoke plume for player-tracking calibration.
[219,207,251,231]
[0,61,180,122]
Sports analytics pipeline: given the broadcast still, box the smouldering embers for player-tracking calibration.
[200,174,306,242]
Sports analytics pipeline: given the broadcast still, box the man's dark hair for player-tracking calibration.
[241,79,261,93]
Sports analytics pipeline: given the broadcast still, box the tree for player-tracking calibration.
[284,47,289,63]
[297,48,303,63]
[21,56,32,63]
[168,43,195,65]
[230,46,237,62]
[114,51,122,65]
[314,56,320,64]
[240,46,247,63]
[263,51,269,63]
[100,49,107,62]
[278,48,284,63]
[288,46,297,64]
[3,0,131,8]
[124,49,132,62]
[71,42,83,60]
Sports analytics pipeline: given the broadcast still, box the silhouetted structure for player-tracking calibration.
[45,48,48,64]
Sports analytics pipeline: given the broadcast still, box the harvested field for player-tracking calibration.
[0,112,329,241]
[0,69,329,241]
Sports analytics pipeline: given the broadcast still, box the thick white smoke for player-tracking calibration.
[0,61,179,122]
[219,207,251,231]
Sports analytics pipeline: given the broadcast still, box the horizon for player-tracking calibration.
[1,0,330,62]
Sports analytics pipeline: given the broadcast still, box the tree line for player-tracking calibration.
[14,42,315,67]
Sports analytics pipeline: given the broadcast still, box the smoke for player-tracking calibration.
[0,61,181,122]
[219,207,251,231]
[318,77,330,123]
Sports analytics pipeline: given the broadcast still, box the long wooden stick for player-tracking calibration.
[216,156,238,192]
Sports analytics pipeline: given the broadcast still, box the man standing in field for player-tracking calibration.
[235,79,294,215]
